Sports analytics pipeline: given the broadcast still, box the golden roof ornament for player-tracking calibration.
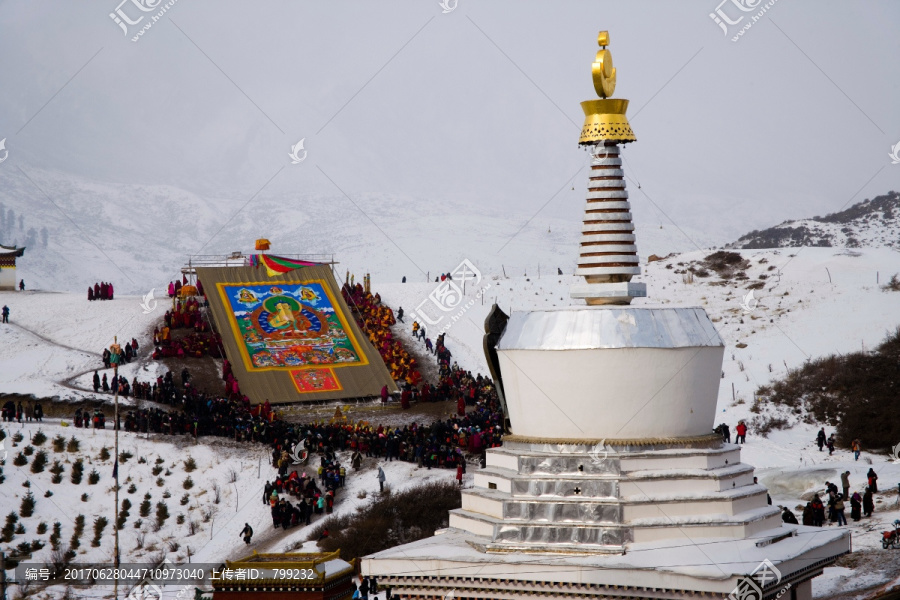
[592,31,616,98]
[579,30,636,145]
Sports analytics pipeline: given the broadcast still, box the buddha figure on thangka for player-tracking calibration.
[219,281,364,370]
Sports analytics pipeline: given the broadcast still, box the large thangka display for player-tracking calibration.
[218,281,365,370]
[197,264,396,402]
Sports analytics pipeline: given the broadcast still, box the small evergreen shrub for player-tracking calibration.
[70,459,84,484]
[91,516,108,547]
[20,492,36,518]
[30,450,48,473]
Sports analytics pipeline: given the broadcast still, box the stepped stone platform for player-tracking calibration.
[364,437,850,598]
[449,440,782,553]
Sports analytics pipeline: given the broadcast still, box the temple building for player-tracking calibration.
[211,550,355,600]
[362,31,850,600]
[0,243,25,290]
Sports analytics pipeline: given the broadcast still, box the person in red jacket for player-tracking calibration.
[736,421,747,444]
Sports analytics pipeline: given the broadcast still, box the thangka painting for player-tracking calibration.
[218,281,365,371]
[291,368,342,393]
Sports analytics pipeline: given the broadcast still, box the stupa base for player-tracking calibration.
[363,527,846,600]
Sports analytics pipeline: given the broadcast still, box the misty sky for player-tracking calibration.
[1,0,898,250]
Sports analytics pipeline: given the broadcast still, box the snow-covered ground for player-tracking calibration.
[0,419,457,600]
[2,245,900,598]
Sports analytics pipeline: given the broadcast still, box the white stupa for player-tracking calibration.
[363,31,850,600]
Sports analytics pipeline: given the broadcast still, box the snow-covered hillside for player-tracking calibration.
[0,165,715,296]
[730,191,900,250]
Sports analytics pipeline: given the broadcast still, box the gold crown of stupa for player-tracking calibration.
[579,31,636,145]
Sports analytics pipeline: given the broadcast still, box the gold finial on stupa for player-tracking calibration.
[591,31,616,98]
[579,30,636,146]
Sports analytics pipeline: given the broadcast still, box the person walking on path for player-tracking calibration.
[377,465,386,493]
[867,468,878,492]
[826,434,836,455]
[851,438,861,461]
[841,471,851,500]
[816,428,827,451]
[240,523,253,545]
[1,305,8,323]
[397,307,404,322]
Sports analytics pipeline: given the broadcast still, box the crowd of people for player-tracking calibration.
[263,449,346,530]
[87,282,114,301]
[101,337,140,367]
[151,331,222,360]
[146,298,221,360]
[1,399,44,422]
[342,282,422,386]
[91,367,196,403]
[73,408,107,429]
[163,298,206,330]
[797,471,879,527]
[167,278,204,298]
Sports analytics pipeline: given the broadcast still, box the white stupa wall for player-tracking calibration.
[495,306,725,440]
[498,345,723,439]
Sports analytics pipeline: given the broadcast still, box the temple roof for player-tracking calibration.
[0,244,25,257]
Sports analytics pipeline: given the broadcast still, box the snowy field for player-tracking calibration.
[1,245,900,598]
[0,419,456,600]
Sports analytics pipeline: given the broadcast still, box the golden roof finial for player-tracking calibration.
[592,31,616,98]
[578,29,635,145]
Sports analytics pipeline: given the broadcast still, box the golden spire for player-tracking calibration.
[579,30,636,145]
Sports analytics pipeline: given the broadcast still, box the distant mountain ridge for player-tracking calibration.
[729,191,900,250]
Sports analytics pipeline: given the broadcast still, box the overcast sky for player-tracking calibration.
[1,0,898,247]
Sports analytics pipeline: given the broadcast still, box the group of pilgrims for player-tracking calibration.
[342,282,423,387]
[101,337,140,367]
[92,367,190,403]
[263,449,346,529]
[87,281,114,301]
